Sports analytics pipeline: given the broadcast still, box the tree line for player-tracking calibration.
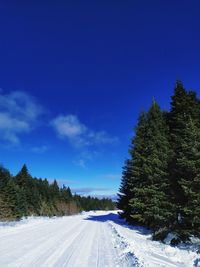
[118,81,200,244]
[0,164,115,221]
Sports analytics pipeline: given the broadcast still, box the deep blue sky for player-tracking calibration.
[0,0,200,197]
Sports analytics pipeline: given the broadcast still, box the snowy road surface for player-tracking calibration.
[0,211,199,267]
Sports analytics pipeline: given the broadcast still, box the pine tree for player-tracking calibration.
[118,159,134,220]
[0,166,19,220]
[60,185,72,202]
[187,90,200,123]
[1,162,108,219]
[118,112,148,223]
[168,81,200,226]
[15,187,28,217]
[50,180,60,200]
[117,81,200,241]
[66,187,72,199]
[15,164,30,187]
[175,117,200,239]
[15,164,39,215]
[129,101,173,231]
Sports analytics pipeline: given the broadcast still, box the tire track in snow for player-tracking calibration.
[62,222,96,267]
[31,220,89,267]
[7,219,87,267]
[45,221,96,267]
[95,224,100,267]
[0,211,146,267]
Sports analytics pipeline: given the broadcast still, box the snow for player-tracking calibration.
[0,211,199,267]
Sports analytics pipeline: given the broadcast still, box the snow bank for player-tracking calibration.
[108,211,200,267]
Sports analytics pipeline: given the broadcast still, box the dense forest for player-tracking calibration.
[118,81,200,244]
[0,164,115,221]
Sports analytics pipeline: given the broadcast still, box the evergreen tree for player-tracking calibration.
[168,81,200,226]
[175,117,200,239]
[60,185,72,202]
[50,180,60,201]
[15,164,30,187]
[117,81,200,241]
[66,187,72,199]
[118,159,133,220]
[129,101,173,230]
[15,189,28,217]
[187,90,200,123]
[15,164,40,215]
[0,166,19,220]
[118,112,148,223]
[0,163,113,220]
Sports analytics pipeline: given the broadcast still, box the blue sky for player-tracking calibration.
[0,1,200,197]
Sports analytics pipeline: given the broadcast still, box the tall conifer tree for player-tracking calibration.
[118,112,148,223]
[118,159,134,220]
[175,117,200,238]
[129,101,173,230]
[169,81,200,226]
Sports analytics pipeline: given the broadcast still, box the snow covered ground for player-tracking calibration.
[0,211,199,267]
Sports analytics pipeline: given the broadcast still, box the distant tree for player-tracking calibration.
[60,185,73,202]
[50,180,60,199]
[66,187,73,199]
[15,164,40,215]
[15,164,30,187]
[0,166,19,220]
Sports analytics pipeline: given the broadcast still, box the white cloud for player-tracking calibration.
[0,90,43,144]
[51,114,119,148]
[51,115,87,140]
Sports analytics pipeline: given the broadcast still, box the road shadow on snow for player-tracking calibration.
[86,213,200,267]
[85,212,151,236]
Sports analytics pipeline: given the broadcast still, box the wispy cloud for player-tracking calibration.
[50,114,119,148]
[0,90,44,144]
[73,150,100,169]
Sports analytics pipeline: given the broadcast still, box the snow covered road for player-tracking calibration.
[0,211,199,267]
